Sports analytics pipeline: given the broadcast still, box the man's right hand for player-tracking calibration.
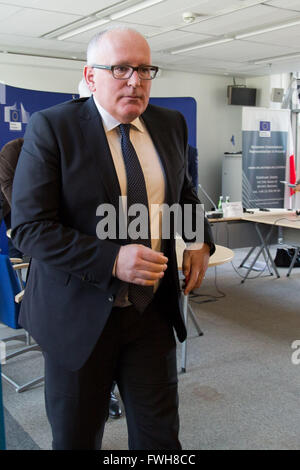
[115,244,168,286]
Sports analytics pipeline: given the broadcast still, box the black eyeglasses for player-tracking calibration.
[91,64,159,80]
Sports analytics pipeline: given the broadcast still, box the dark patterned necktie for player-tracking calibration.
[119,123,153,313]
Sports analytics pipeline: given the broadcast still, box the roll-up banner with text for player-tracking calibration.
[242,107,291,209]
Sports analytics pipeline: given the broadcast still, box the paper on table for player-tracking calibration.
[222,201,243,218]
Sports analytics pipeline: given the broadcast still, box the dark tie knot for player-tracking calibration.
[119,123,131,139]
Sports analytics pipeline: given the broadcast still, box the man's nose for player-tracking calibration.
[127,70,141,86]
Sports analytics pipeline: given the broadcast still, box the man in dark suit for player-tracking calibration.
[77,78,122,421]
[11,28,214,450]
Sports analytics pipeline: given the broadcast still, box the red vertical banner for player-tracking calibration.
[289,154,296,196]
[284,114,297,209]
[285,120,296,204]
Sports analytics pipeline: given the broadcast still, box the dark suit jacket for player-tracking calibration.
[11,96,214,371]
[0,138,24,218]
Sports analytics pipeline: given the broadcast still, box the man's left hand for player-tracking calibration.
[182,244,210,295]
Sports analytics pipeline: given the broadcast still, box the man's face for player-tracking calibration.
[84,30,152,123]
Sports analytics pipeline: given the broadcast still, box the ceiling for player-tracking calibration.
[1,0,300,77]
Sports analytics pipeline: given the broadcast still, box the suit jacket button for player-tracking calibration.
[108,295,114,302]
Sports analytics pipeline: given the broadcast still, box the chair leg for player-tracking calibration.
[5,344,41,360]
[1,340,44,393]
[187,303,203,336]
[1,372,44,393]
[0,333,27,343]
[181,295,188,373]
[181,293,204,373]
[1,330,33,346]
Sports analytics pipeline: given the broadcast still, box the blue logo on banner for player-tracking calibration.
[10,109,20,122]
[260,121,271,131]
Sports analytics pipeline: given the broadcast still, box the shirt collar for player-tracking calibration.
[93,95,144,133]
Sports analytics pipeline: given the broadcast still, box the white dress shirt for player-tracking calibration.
[93,96,166,304]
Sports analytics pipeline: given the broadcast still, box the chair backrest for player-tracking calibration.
[0,254,21,329]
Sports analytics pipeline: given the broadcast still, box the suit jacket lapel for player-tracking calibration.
[142,106,181,255]
[79,97,121,210]
[142,108,175,206]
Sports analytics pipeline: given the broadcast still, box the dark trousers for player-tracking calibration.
[43,304,181,450]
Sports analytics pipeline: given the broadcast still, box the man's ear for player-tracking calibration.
[84,66,96,93]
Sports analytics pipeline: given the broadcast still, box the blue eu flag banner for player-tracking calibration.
[0,83,76,149]
[0,83,76,255]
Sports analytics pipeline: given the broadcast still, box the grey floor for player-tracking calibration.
[1,246,300,450]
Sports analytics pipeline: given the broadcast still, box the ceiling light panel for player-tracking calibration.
[237,24,300,48]
[0,8,79,37]
[0,0,39,7]
[156,54,243,69]
[174,38,296,61]
[236,18,300,39]
[206,0,265,15]
[179,4,300,35]
[0,4,21,22]
[1,0,300,78]
[0,32,84,53]
[152,59,256,77]
[250,59,300,75]
[117,0,266,27]
[61,21,161,43]
[110,0,165,20]
[48,0,164,40]
[57,19,110,40]
[113,0,206,27]
[254,52,300,64]
[148,30,210,51]
[267,0,300,12]
[171,38,234,55]
[21,0,121,15]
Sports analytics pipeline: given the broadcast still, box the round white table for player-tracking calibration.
[176,239,234,270]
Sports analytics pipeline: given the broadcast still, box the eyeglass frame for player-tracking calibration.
[91,64,159,80]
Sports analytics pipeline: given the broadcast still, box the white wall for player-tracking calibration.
[246,75,271,108]
[0,53,245,208]
[0,53,84,93]
[246,73,291,109]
